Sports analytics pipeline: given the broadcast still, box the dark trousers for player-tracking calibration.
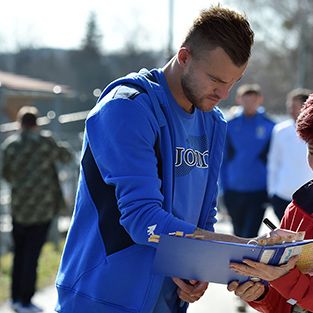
[223,190,268,238]
[270,194,290,221]
[11,220,51,305]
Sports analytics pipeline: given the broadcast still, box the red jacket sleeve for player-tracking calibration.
[248,286,292,313]
[249,269,313,312]
[270,267,313,311]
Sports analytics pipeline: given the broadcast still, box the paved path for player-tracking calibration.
[0,208,279,313]
[0,285,58,313]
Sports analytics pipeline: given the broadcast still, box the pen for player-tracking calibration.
[263,218,277,230]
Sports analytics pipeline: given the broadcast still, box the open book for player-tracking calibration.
[152,234,313,284]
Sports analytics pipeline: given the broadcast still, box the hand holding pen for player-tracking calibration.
[253,218,305,245]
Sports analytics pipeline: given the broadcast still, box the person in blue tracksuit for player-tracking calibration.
[55,6,255,313]
[220,84,275,238]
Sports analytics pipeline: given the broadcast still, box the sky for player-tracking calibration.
[0,0,240,53]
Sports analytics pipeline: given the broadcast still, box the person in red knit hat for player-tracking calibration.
[227,94,313,313]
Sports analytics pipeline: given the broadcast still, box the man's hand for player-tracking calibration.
[190,228,305,245]
[227,280,266,302]
[229,255,299,281]
[172,277,208,303]
[255,229,305,245]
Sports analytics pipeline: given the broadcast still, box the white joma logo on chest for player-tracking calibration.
[175,147,209,168]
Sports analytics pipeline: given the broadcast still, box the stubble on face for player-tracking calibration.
[181,68,220,113]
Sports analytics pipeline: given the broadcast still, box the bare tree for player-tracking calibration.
[222,0,313,113]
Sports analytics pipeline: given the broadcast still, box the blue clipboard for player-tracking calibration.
[152,234,313,284]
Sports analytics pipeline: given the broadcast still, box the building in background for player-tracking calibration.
[0,71,94,255]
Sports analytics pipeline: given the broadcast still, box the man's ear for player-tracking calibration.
[235,95,242,105]
[177,47,190,66]
[257,95,264,105]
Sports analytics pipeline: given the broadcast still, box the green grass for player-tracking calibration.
[0,240,64,304]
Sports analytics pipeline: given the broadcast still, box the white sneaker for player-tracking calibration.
[15,302,43,313]
[10,300,21,311]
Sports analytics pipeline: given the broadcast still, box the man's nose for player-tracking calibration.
[214,86,230,100]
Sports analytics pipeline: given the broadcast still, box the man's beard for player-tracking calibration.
[181,72,220,112]
[181,74,199,110]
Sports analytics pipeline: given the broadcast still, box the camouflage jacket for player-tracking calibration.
[1,129,72,225]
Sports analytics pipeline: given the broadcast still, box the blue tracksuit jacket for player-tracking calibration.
[220,109,275,192]
[55,68,227,313]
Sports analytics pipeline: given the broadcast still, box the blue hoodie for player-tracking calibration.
[55,68,227,313]
[220,108,275,192]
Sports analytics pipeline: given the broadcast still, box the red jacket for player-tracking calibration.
[249,181,313,313]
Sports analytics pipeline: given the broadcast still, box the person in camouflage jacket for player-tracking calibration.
[1,106,72,313]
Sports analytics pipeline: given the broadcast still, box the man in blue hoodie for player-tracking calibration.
[55,6,255,313]
[221,84,275,239]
